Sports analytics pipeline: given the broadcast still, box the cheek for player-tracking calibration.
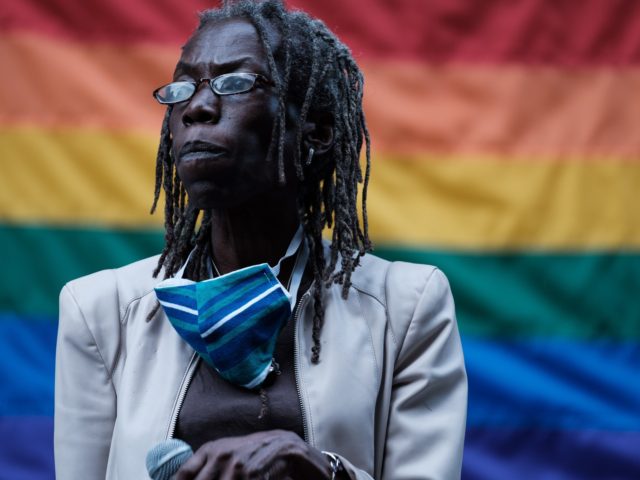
[225,103,277,160]
[234,92,278,129]
[168,108,183,152]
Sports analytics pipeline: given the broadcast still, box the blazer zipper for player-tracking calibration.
[293,290,312,443]
[167,351,200,439]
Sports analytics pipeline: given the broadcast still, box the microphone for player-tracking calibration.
[146,439,194,480]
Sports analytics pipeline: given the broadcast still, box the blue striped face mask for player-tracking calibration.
[154,227,308,390]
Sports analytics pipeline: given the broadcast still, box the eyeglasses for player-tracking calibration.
[153,72,270,105]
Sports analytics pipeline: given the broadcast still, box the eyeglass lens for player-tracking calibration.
[154,73,259,104]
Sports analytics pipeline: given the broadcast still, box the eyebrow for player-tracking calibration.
[174,57,266,75]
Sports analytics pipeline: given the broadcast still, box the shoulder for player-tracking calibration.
[62,255,161,315]
[58,255,163,372]
[60,255,162,333]
[349,251,445,306]
[349,252,454,346]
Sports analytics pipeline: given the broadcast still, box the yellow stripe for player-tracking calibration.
[1,127,162,227]
[2,127,639,249]
[368,155,640,249]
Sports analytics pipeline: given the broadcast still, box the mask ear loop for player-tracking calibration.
[150,250,199,323]
[285,236,309,311]
[173,249,200,279]
[269,225,308,310]
[270,225,305,276]
[209,256,219,278]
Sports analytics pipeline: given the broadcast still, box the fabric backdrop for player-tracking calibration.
[1,0,639,478]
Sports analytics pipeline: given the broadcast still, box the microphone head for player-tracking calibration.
[146,438,194,480]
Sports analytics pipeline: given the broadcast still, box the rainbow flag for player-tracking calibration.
[2,0,639,478]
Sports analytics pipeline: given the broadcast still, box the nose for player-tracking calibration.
[181,83,220,126]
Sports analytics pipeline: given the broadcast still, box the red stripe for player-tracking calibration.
[3,0,640,65]
[0,0,210,45]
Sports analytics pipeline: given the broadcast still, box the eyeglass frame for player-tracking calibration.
[152,72,272,105]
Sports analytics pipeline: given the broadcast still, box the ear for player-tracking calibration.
[302,110,334,156]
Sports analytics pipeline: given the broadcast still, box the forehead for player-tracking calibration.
[179,18,276,70]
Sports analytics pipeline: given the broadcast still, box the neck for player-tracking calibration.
[209,191,300,275]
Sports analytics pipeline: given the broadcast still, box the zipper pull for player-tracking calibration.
[268,359,282,376]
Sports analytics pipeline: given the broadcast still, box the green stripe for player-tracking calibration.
[2,224,639,339]
[200,274,267,315]
[165,316,199,333]
[374,244,640,339]
[0,223,163,317]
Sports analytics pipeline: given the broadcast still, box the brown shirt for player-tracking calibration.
[174,299,305,451]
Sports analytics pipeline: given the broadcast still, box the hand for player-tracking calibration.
[175,429,332,480]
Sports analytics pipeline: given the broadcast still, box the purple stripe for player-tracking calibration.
[463,427,640,480]
[3,419,638,479]
[0,416,54,479]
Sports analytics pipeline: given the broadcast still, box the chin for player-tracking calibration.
[184,184,258,211]
[183,180,297,211]
[183,182,229,210]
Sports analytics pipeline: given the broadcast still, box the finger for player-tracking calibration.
[241,431,308,479]
[187,447,233,480]
[215,448,271,480]
[263,458,289,480]
[216,459,242,480]
[193,460,223,480]
[243,446,288,479]
[176,451,207,480]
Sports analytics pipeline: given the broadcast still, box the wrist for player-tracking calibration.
[321,451,345,480]
[286,441,334,480]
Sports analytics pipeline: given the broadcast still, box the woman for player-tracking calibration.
[54,1,467,479]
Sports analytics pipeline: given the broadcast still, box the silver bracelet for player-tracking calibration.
[321,451,343,480]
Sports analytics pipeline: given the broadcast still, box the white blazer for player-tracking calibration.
[55,253,467,479]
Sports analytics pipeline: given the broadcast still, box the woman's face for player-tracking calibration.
[169,18,292,209]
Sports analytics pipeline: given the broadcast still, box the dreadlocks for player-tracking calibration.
[150,0,371,363]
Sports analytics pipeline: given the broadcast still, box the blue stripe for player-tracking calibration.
[198,278,274,323]
[3,313,639,431]
[160,305,197,324]
[0,416,54,479]
[163,314,199,333]
[0,311,56,324]
[203,294,285,354]
[0,315,56,416]
[207,302,287,371]
[465,336,640,430]
[155,289,197,310]
[199,288,285,344]
[203,287,285,343]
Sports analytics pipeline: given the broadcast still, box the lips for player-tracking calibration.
[178,140,228,163]
[176,140,235,186]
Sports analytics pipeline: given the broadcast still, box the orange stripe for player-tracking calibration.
[364,62,640,159]
[3,32,640,158]
[0,32,174,132]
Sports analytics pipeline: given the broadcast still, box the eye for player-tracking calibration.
[212,73,258,95]
[154,81,196,104]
